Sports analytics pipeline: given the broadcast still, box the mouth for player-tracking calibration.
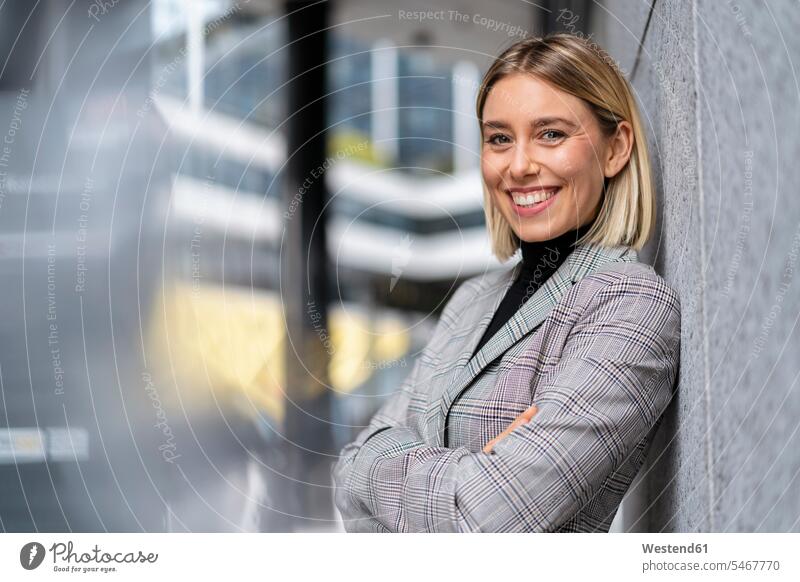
[507,186,561,212]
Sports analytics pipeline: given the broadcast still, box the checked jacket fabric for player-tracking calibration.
[332,242,681,533]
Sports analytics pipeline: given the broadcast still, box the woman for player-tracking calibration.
[332,33,681,533]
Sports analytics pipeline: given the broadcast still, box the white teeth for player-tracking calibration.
[512,188,558,206]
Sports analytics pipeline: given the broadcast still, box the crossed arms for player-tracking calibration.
[332,274,681,532]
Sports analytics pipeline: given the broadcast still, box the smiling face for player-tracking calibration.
[480,73,629,243]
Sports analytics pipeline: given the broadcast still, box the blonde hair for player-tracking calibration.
[476,33,655,262]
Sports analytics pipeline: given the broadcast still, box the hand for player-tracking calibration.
[482,404,539,454]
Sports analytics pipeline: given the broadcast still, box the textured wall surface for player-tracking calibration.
[594,0,800,532]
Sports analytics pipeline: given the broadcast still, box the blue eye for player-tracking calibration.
[541,129,565,141]
[486,133,511,145]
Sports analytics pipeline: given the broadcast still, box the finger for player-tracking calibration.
[486,407,539,453]
[522,404,539,420]
[510,415,527,428]
[484,425,512,453]
[487,422,521,453]
[484,424,516,453]
[506,410,533,433]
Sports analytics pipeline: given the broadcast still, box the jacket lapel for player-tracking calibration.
[432,242,639,447]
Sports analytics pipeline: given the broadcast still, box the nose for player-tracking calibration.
[508,142,540,182]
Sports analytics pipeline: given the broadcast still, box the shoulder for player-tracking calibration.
[570,262,681,362]
[573,260,680,315]
[566,260,682,356]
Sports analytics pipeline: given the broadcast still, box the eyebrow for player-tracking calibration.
[482,117,578,131]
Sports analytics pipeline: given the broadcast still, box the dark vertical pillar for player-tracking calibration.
[0,3,41,91]
[276,0,333,532]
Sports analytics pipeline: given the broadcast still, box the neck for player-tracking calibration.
[519,221,594,269]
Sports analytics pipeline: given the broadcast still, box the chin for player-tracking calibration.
[512,223,566,243]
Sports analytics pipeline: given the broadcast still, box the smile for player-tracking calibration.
[506,187,561,215]
[510,187,559,207]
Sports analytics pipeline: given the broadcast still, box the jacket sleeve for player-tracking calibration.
[331,280,475,532]
[331,355,423,531]
[342,273,681,532]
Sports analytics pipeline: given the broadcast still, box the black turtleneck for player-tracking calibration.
[471,221,595,358]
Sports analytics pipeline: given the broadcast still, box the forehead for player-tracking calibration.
[483,73,590,121]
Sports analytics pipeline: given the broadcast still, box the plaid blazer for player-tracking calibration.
[332,242,681,532]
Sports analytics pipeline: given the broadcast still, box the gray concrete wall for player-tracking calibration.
[595,0,800,532]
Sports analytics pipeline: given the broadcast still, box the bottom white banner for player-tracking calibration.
[0,533,798,581]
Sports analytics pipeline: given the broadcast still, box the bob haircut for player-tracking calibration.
[476,33,655,262]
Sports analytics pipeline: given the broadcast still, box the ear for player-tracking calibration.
[603,120,634,179]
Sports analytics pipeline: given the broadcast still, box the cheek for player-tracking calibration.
[481,153,505,184]
[549,142,595,177]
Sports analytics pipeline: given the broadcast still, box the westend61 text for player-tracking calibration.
[642,543,708,554]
